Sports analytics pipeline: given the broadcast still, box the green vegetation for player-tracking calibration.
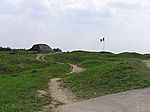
[46,51,150,99]
[0,50,150,111]
[0,51,69,112]
[0,51,53,74]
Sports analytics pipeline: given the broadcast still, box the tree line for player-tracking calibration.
[0,47,26,51]
[0,46,62,53]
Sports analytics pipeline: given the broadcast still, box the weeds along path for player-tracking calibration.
[35,54,85,112]
[49,64,85,112]
[50,64,85,104]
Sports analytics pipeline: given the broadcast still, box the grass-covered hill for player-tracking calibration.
[0,50,150,111]
[0,51,70,112]
[46,51,150,99]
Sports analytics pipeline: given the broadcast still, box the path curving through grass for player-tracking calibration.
[36,53,85,112]
[48,64,85,112]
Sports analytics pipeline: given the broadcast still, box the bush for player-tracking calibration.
[53,48,62,52]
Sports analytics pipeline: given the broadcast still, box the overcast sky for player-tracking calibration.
[0,0,150,53]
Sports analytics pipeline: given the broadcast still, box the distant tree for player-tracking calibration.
[0,47,27,52]
[53,48,62,52]
[6,47,11,51]
[0,47,12,51]
[0,47,2,51]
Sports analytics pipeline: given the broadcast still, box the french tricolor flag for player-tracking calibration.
[100,38,105,42]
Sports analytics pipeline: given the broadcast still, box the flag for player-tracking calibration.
[100,39,103,42]
[103,38,105,41]
[100,37,105,42]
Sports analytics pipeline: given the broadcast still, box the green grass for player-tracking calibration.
[0,51,70,112]
[0,51,50,74]
[63,59,150,99]
[0,50,150,111]
[46,51,150,99]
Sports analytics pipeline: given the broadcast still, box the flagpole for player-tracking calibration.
[100,37,106,51]
[100,38,103,51]
[103,37,105,51]
[103,40,105,51]
[103,41,104,51]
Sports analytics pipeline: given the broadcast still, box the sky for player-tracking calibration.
[0,0,150,53]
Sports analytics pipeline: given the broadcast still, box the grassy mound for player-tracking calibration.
[0,50,150,111]
[0,51,70,112]
[46,51,150,99]
[63,59,150,99]
[0,52,51,75]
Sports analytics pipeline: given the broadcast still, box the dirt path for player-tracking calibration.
[35,53,85,111]
[38,56,150,112]
[68,64,86,74]
[143,60,150,68]
[39,62,85,112]
[36,54,45,61]
[49,64,85,112]
[49,78,75,104]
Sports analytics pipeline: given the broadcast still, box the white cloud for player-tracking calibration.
[0,0,150,53]
[2,0,23,7]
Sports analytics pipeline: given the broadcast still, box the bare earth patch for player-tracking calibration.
[36,54,45,61]
[49,78,76,104]
[143,60,150,68]
[68,64,86,74]
[41,64,85,112]
[36,90,49,98]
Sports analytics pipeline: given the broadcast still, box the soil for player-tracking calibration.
[36,55,85,112]
[143,60,150,68]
